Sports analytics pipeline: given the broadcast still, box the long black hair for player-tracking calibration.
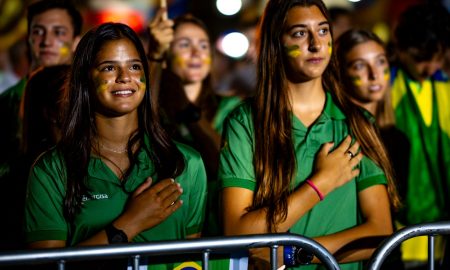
[61,22,185,221]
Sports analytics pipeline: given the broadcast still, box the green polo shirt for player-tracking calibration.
[25,139,207,269]
[218,92,387,270]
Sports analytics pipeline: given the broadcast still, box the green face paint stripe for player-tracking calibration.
[284,44,301,58]
[350,76,362,86]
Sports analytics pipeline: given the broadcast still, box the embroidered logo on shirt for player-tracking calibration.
[82,194,109,202]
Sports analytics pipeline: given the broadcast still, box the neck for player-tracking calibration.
[288,78,325,109]
[184,81,203,103]
[352,98,377,116]
[288,78,326,127]
[95,112,139,150]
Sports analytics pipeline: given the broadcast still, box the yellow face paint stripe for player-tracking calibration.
[351,76,362,86]
[328,41,332,55]
[284,45,301,58]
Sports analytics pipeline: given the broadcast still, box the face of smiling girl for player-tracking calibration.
[169,22,211,84]
[281,5,332,82]
[90,38,146,117]
[345,40,389,103]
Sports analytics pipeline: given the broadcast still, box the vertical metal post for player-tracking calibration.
[270,245,278,270]
[57,260,65,270]
[132,255,140,270]
[429,235,435,270]
[203,250,210,270]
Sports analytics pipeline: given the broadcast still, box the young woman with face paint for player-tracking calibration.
[218,0,400,269]
[24,23,207,269]
[148,12,221,236]
[148,11,219,174]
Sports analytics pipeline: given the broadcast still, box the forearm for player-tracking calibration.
[223,183,321,235]
[313,218,392,262]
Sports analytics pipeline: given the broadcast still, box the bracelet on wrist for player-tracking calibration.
[305,179,324,201]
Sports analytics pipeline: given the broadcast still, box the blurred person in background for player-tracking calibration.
[390,3,450,269]
[329,7,353,39]
[336,28,408,270]
[147,9,222,237]
[0,0,82,251]
[0,0,82,182]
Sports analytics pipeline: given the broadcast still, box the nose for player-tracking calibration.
[40,32,52,47]
[368,65,378,81]
[308,33,322,52]
[116,67,131,83]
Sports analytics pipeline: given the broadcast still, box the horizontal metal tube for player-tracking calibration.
[0,234,340,269]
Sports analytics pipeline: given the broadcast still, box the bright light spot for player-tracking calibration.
[348,0,361,2]
[221,32,249,58]
[216,0,242,16]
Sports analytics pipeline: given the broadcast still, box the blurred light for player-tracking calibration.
[216,0,242,16]
[348,0,361,2]
[96,8,145,33]
[221,32,249,58]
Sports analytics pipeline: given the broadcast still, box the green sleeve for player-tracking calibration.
[24,152,68,243]
[181,146,208,236]
[218,105,256,191]
[356,155,387,192]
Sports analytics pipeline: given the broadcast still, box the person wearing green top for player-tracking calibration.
[389,3,450,268]
[218,0,400,269]
[0,0,83,179]
[24,23,207,270]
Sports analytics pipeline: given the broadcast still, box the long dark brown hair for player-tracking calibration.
[336,29,395,128]
[60,23,185,221]
[252,0,400,232]
[160,14,217,123]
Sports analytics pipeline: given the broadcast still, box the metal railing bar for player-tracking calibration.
[203,250,210,270]
[429,235,435,270]
[132,254,140,270]
[0,234,340,269]
[270,245,278,270]
[367,221,450,270]
[57,260,65,270]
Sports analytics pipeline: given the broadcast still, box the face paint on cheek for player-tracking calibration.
[203,56,212,65]
[94,78,108,93]
[284,45,302,58]
[328,41,333,55]
[58,42,71,57]
[351,76,362,87]
[383,68,390,82]
[173,55,186,68]
[139,76,147,91]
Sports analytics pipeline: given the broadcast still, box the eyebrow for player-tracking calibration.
[96,59,143,66]
[286,21,329,31]
[173,37,210,43]
[32,24,69,31]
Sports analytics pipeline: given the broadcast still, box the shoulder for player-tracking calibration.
[224,99,254,127]
[0,78,26,101]
[31,147,65,176]
[175,142,203,164]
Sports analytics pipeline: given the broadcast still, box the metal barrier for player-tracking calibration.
[367,221,450,270]
[0,233,340,270]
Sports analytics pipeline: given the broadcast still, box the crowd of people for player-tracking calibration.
[0,0,449,269]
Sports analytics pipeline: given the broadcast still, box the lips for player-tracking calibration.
[368,84,383,92]
[306,57,323,64]
[111,89,136,97]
